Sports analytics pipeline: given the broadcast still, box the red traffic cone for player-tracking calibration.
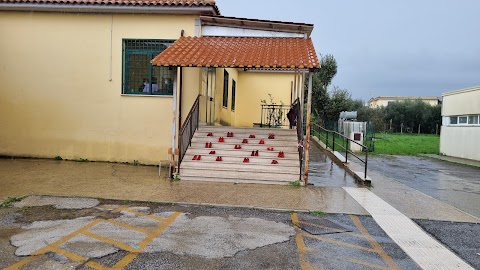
[271,160,278,164]
[259,139,265,144]
[249,134,256,138]
[242,139,248,144]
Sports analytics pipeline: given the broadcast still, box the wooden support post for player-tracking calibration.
[304,71,313,185]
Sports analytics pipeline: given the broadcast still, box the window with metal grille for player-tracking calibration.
[122,39,175,96]
[231,79,236,111]
[223,70,229,108]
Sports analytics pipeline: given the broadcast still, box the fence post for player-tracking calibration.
[364,146,368,179]
[332,132,335,152]
[345,139,348,163]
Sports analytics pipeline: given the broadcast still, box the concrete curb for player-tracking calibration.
[311,136,371,185]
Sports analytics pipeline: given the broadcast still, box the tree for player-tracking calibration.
[308,54,337,122]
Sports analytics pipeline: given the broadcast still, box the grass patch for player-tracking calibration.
[288,181,302,187]
[0,196,25,208]
[373,133,439,156]
[54,156,63,160]
[310,210,327,217]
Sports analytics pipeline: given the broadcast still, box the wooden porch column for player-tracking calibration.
[303,71,313,185]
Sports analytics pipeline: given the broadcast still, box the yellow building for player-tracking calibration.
[440,86,480,161]
[0,0,320,166]
[368,96,440,108]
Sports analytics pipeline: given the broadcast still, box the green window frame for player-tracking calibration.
[223,70,229,108]
[231,79,236,111]
[122,39,175,96]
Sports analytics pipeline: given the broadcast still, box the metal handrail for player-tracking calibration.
[178,95,200,172]
[260,104,291,128]
[312,123,368,179]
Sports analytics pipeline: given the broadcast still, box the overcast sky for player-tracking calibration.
[216,0,480,100]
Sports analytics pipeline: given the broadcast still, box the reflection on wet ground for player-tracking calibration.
[367,155,480,218]
[308,145,358,188]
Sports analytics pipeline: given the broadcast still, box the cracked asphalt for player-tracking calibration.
[1,197,422,270]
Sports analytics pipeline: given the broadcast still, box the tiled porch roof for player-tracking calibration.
[151,36,320,69]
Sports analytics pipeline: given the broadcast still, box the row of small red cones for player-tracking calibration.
[193,151,285,159]
[216,138,267,144]
[192,155,279,164]
[207,133,275,140]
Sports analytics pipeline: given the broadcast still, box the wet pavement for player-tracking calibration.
[308,144,357,188]
[0,197,421,270]
[367,155,480,218]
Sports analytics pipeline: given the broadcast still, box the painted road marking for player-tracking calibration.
[291,213,400,270]
[6,207,181,270]
[344,187,475,270]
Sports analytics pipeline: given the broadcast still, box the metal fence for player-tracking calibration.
[312,123,369,179]
[178,95,200,172]
[260,104,290,128]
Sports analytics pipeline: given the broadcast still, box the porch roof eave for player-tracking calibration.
[150,36,321,71]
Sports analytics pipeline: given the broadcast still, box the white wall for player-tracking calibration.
[440,126,480,161]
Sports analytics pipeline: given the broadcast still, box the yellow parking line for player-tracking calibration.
[110,211,182,270]
[350,215,400,270]
[303,234,376,253]
[291,213,319,270]
[82,230,138,253]
[120,208,169,223]
[5,219,103,270]
[105,219,152,235]
[48,246,87,263]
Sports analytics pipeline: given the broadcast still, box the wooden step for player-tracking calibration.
[181,160,298,172]
[183,154,298,164]
[180,176,292,185]
[188,143,298,153]
[180,168,299,182]
[191,137,298,145]
[198,126,297,135]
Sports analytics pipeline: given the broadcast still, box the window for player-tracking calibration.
[122,39,175,95]
[468,115,479,124]
[449,115,480,125]
[231,79,236,111]
[222,70,229,108]
[458,116,468,124]
[449,117,458,124]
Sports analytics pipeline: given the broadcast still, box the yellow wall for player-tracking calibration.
[235,71,294,127]
[215,68,239,126]
[180,67,201,126]
[0,11,197,165]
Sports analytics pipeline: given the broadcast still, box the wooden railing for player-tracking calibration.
[178,95,200,172]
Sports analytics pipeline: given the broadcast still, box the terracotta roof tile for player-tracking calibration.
[151,36,320,69]
[0,0,217,8]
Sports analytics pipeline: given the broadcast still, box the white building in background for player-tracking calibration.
[440,86,480,161]
[368,96,440,108]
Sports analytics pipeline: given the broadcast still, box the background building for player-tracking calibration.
[440,86,480,161]
[368,96,440,108]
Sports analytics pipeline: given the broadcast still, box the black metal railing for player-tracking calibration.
[260,104,291,128]
[178,95,200,172]
[312,123,369,179]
